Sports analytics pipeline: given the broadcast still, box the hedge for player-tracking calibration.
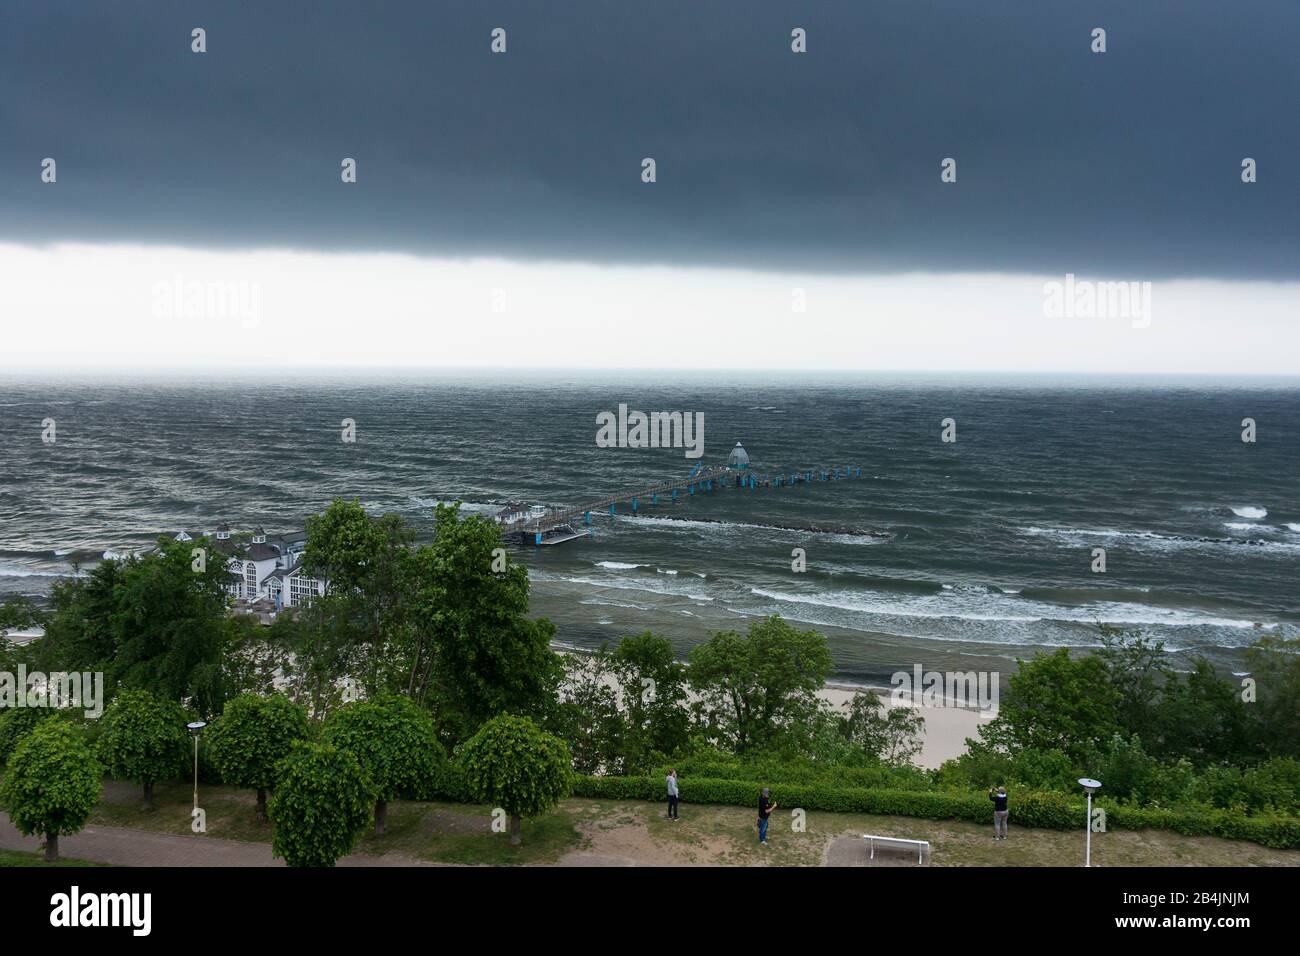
[667,758,931,792]
[571,775,1300,849]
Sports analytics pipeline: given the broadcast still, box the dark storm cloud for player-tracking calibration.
[2,0,1297,278]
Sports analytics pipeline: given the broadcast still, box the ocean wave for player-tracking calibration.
[409,497,500,515]
[578,597,654,612]
[749,586,1265,630]
[0,564,64,579]
[1287,523,1300,534]
[595,561,644,570]
[616,513,889,544]
[560,574,715,603]
[1019,525,1300,554]
[1231,506,1268,519]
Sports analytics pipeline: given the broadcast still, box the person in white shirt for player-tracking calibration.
[666,769,680,821]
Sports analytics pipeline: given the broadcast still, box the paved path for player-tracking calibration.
[0,815,434,867]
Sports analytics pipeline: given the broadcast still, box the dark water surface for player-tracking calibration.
[3,371,1297,683]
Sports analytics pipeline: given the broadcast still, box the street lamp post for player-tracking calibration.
[187,721,207,811]
[1078,778,1102,867]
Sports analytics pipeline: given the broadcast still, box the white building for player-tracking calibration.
[161,523,327,609]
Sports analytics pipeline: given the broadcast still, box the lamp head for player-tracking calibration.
[1078,777,1102,793]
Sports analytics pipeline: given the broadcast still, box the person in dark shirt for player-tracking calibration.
[989,786,1009,840]
[757,787,777,846]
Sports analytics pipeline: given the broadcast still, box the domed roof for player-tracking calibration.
[727,442,749,469]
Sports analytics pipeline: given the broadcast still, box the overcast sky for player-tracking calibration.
[2,2,1297,372]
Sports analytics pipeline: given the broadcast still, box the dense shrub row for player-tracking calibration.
[572,774,1300,849]
[667,755,933,792]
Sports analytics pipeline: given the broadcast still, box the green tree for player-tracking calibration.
[206,693,311,823]
[1154,657,1254,765]
[222,612,292,699]
[0,595,43,635]
[96,689,190,810]
[1094,624,1174,743]
[459,714,573,846]
[0,721,101,862]
[407,504,561,737]
[33,538,231,714]
[687,615,834,754]
[611,632,692,771]
[550,648,625,774]
[977,648,1121,762]
[0,707,60,767]
[273,604,356,720]
[322,694,448,834]
[270,741,375,867]
[303,499,414,696]
[838,692,925,765]
[1244,634,1300,759]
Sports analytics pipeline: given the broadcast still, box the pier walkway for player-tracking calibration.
[507,458,863,545]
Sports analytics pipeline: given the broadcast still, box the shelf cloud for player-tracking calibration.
[3,0,1298,279]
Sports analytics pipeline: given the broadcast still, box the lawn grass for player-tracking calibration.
[90,777,585,865]
[0,847,104,867]
[361,800,585,865]
[81,777,1300,866]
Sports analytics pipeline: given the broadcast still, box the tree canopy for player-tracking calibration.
[0,720,101,862]
[688,615,834,753]
[459,714,573,845]
[206,692,311,823]
[270,741,376,867]
[96,689,191,810]
[322,694,449,833]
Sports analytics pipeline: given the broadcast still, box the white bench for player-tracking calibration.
[862,833,930,865]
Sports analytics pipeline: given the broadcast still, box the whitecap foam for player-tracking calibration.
[595,561,644,570]
[1231,506,1267,519]
[749,586,1262,630]
[1287,523,1300,534]
[0,564,63,578]
[1020,525,1300,554]
[578,597,653,612]
[618,513,886,544]
[564,574,714,602]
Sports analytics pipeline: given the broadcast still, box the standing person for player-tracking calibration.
[666,768,680,821]
[989,785,1009,840]
[757,787,776,846]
